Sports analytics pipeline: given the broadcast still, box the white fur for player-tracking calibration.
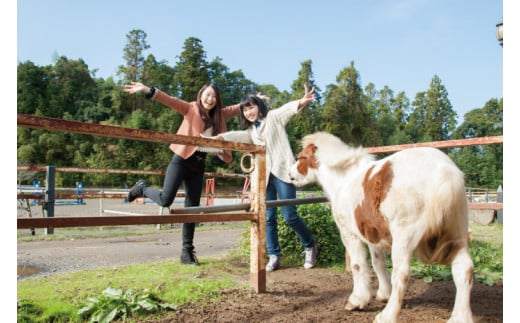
[289,132,474,323]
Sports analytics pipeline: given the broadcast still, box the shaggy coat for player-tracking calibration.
[289,132,474,323]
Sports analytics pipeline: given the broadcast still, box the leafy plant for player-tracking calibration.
[236,201,345,267]
[78,287,177,323]
[409,239,502,286]
[278,202,345,266]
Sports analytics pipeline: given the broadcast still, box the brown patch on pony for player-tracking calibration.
[354,161,393,244]
[296,144,319,176]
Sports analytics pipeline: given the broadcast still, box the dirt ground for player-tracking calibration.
[17,199,503,322]
[170,270,502,323]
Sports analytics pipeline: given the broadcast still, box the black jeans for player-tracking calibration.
[143,151,206,251]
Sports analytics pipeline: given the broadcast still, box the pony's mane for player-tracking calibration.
[301,132,374,170]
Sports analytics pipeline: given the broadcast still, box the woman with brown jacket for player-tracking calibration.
[123,81,240,265]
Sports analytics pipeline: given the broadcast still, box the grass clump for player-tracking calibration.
[17,257,248,322]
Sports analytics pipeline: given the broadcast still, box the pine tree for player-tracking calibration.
[173,37,210,100]
[406,75,457,142]
[322,61,380,146]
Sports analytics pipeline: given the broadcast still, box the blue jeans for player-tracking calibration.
[143,152,206,251]
[266,174,316,257]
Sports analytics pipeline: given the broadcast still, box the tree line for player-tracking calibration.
[17,29,503,190]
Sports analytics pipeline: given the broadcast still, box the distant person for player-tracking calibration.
[123,81,241,265]
[202,84,318,271]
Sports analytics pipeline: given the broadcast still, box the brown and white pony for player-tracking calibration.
[289,132,473,323]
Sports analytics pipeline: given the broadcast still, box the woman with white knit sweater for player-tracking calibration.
[203,85,317,272]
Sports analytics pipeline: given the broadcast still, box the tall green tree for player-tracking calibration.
[387,91,413,145]
[173,37,210,100]
[118,29,150,84]
[375,85,397,145]
[392,91,411,131]
[406,75,457,142]
[117,29,150,113]
[322,61,380,146]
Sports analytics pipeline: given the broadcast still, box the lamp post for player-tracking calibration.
[496,20,503,47]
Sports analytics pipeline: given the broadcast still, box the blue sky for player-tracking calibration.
[7,1,520,320]
[16,0,503,123]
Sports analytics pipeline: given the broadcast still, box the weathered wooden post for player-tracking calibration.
[247,151,267,293]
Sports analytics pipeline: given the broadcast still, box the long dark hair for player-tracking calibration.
[196,83,224,135]
[239,95,269,129]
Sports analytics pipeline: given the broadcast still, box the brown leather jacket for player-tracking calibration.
[152,89,240,163]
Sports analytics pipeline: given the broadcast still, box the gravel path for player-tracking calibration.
[17,198,246,281]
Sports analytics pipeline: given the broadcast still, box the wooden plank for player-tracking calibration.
[365,136,503,154]
[17,213,255,229]
[17,113,264,153]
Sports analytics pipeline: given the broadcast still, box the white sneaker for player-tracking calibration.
[303,246,318,269]
[266,255,280,272]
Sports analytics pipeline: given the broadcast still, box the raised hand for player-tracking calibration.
[256,92,271,101]
[298,84,316,108]
[123,82,150,95]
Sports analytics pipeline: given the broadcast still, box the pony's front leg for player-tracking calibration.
[344,233,372,311]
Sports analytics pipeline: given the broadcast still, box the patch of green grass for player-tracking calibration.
[17,256,249,322]
[469,220,503,246]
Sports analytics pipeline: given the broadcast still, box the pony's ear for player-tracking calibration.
[307,144,319,168]
[297,143,317,159]
[307,143,317,155]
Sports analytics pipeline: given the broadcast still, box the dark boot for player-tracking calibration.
[127,179,148,203]
[180,248,199,265]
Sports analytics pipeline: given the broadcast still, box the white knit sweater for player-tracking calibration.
[220,100,300,184]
